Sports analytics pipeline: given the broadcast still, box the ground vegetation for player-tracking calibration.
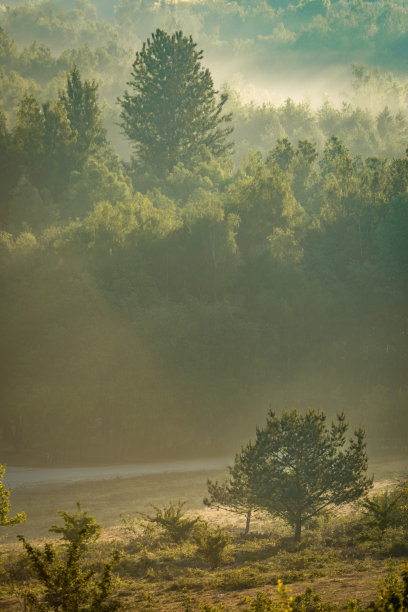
[1,463,408,610]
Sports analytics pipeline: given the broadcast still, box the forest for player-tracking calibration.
[1,1,408,610]
[0,0,407,466]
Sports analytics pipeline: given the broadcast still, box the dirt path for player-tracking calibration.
[4,457,230,488]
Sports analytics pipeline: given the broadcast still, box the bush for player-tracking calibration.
[142,501,199,545]
[243,581,292,611]
[291,586,338,611]
[360,490,402,536]
[194,523,231,570]
[375,561,408,610]
[49,501,102,546]
[389,535,408,557]
[243,581,337,611]
[18,521,120,611]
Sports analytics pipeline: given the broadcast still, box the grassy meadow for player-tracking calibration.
[1,457,408,610]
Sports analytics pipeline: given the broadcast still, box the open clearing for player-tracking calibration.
[1,455,407,610]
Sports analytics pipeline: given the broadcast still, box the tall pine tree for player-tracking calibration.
[119,29,233,177]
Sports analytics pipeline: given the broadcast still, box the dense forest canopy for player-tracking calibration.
[0,0,407,464]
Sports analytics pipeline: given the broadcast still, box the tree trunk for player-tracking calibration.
[294,517,302,542]
[244,509,252,536]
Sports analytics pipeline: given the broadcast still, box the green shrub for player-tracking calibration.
[243,581,337,611]
[389,536,408,557]
[142,501,199,545]
[49,502,102,547]
[194,523,231,570]
[291,586,337,611]
[243,591,275,611]
[18,522,120,611]
[243,581,293,611]
[375,561,408,610]
[360,484,408,540]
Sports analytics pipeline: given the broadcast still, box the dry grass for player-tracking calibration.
[1,457,408,610]
[5,468,228,541]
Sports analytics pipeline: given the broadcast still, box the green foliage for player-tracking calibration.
[0,465,26,527]
[251,409,373,540]
[1,131,407,462]
[142,501,199,545]
[119,29,232,176]
[59,65,106,164]
[198,604,226,612]
[62,157,132,216]
[360,483,408,539]
[242,580,340,611]
[49,502,102,546]
[194,523,231,570]
[375,562,408,611]
[18,523,120,611]
[361,491,402,536]
[205,443,257,534]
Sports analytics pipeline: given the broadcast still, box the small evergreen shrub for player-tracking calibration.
[359,483,408,539]
[18,522,120,611]
[143,501,199,545]
[49,501,102,546]
[243,581,337,611]
[194,523,231,570]
[375,561,408,610]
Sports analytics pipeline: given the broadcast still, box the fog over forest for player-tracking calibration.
[0,0,407,466]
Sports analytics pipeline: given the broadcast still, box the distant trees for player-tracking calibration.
[207,409,373,541]
[119,29,233,176]
[12,65,106,189]
[59,65,107,165]
[0,12,407,464]
[2,65,113,226]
